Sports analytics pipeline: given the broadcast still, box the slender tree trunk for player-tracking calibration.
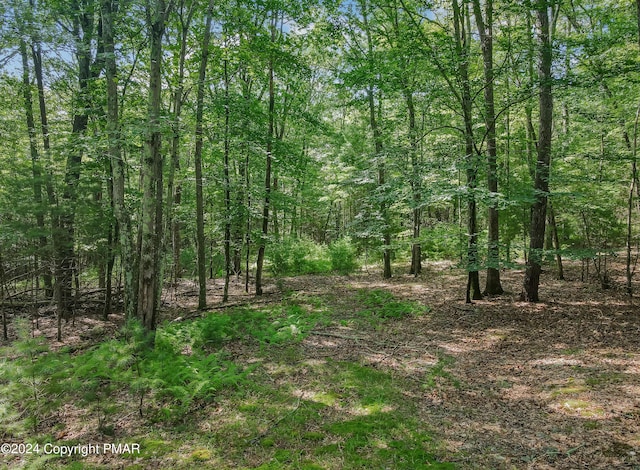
[167,1,193,285]
[31,39,59,304]
[362,0,391,278]
[102,0,136,319]
[239,73,252,290]
[31,39,62,336]
[627,6,640,294]
[1,250,6,341]
[56,4,101,331]
[103,210,116,319]
[522,1,553,302]
[256,11,277,296]
[627,105,640,294]
[405,87,422,276]
[19,39,53,301]
[138,0,170,332]
[548,201,564,280]
[223,56,232,303]
[245,146,251,293]
[452,0,481,302]
[473,0,503,295]
[193,0,214,308]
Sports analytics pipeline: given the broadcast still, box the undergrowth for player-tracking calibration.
[0,294,453,469]
[0,303,326,439]
[356,288,429,320]
[269,237,360,276]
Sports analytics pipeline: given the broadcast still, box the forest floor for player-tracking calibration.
[2,259,640,469]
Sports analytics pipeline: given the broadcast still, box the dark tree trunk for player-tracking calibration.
[31,39,58,302]
[223,56,232,303]
[256,11,277,296]
[473,0,503,295]
[452,0,482,302]
[167,1,194,285]
[522,1,553,302]
[54,1,102,334]
[193,0,214,308]
[362,0,391,279]
[548,201,564,281]
[101,0,136,319]
[1,251,6,341]
[405,88,422,276]
[19,39,53,300]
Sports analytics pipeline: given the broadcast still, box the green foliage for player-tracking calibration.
[328,237,360,274]
[62,318,249,424]
[268,237,360,277]
[327,413,453,469]
[1,314,310,430]
[421,223,465,261]
[269,237,332,276]
[356,289,429,320]
[192,304,322,347]
[0,321,67,435]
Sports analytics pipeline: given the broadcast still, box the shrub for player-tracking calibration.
[329,237,359,274]
[0,321,69,435]
[356,289,428,320]
[421,223,465,260]
[269,237,331,276]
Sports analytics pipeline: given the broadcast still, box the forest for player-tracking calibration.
[1,0,639,468]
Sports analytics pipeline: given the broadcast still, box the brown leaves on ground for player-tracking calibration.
[278,261,640,469]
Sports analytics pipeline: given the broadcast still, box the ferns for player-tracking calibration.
[1,303,321,433]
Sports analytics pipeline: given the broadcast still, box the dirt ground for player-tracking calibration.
[5,259,640,469]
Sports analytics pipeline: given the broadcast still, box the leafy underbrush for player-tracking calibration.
[269,237,360,276]
[0,303,326,439]
[0,292,454,469]
[356,288,429,320]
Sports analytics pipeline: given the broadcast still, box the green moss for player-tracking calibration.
[189,448,212,461]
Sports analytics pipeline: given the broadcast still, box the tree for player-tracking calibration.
[522,0,554,302]
[451,0,482,302]
[472,0,503,295]
[138,0,172,333]
[101,0,136,319]
[255,8,277,296]
[193,0,213,309]
[166,0,195,284]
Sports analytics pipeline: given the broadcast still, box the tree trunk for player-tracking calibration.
[223,56,232,303]
[452,0,481,302]
[627,105,640,294]
[1,253,6,341]
[473,0,503,295]
[522,1,553,302]
[256,11,277,296]
[20,39,53,300]
[31,39,58,301]
[138,0,169,333]
[548,202,564,281]
[193,0,214,308]
[167,1,194,285]
[362,0,391,279]
[56,3,101,332]
[101,0,136,319]
[405,87,422,276]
